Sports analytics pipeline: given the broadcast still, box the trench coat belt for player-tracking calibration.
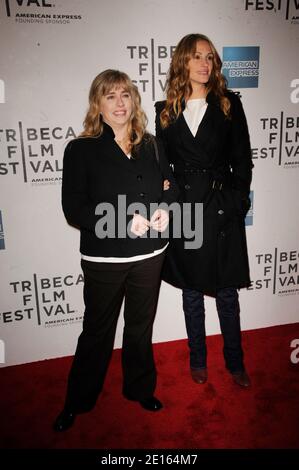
[175,167,227,191]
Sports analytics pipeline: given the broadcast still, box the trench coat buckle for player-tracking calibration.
[212,180,223,190]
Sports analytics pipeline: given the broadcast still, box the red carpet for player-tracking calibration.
[1,323,299,450]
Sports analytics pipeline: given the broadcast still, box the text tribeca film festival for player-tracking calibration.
[4,1,299,25]
[0,101,298,185]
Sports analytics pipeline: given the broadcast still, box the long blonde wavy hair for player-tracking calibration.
[160,34,230,128]
[80,69,148,150]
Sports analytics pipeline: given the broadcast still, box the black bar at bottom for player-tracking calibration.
[0,449,297,466]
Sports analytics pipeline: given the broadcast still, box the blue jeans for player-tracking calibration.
[182,287,244,373]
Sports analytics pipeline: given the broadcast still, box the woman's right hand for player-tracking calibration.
[163,179,170,191]
[130,213,150,237]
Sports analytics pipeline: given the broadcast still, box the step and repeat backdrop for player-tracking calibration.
[1,0,298,366]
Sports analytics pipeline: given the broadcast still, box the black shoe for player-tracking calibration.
[231,371,251,388]
[124,392,163,412]
[53,409,76,432]
[191,368,208,384]
[139,396,163,412]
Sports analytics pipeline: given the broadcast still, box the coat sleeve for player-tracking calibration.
[154,101,165,138]
[229,92,254,212]
[154,137,179,205]
[61,139,98,232]
[154,100,175,163]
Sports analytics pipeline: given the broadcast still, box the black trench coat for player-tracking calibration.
[155,90,253,295]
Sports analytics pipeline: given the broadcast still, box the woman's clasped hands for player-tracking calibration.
[130,209,169,237]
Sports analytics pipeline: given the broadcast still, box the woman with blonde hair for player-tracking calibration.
[53,70,178,431]
[155,34,253,388]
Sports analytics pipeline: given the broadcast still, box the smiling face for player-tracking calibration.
[188,40,213,92]
[100,85,133,131]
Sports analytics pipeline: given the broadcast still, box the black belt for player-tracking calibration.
[176,167,227,191]
[182,168,207,175]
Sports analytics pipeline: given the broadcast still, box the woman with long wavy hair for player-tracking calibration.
[53,70,178,431]
[155,34,253,388]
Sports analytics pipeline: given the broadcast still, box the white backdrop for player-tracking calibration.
[1,0,299,367]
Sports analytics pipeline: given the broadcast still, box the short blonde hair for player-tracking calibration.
[81,69,148,147]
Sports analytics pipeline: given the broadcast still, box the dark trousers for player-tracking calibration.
[182,287,244,373]
[64,253,165,413]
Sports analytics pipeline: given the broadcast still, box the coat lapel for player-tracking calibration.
[176,108,214,168]
[100,123,141,175]
[175,93,224,168]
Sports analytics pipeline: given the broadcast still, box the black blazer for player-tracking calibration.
[62,123,178,258]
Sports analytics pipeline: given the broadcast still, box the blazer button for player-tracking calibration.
[139,192,145,197]
[184,184,191,190]
[218,209,224,215]
[137,174,142,181]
